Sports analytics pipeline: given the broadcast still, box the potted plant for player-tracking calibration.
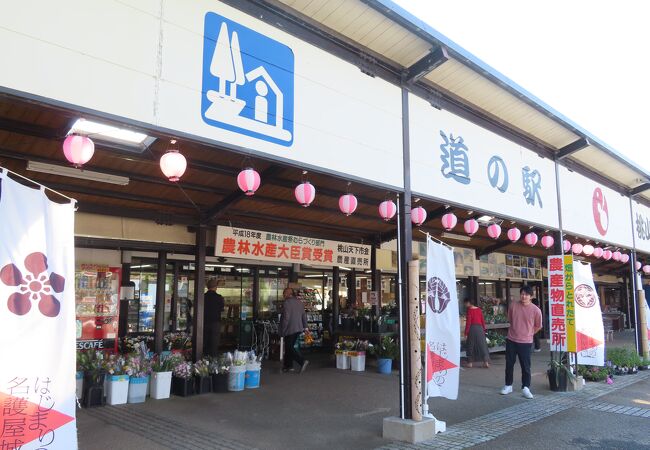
[350,340,372,372]
[78,350,106,407]
[640,358,650,370]
[105,354,130,405]
[150,353,180,399]
[126,354,150,403]
[210,354,231,393]
[371,336,398,374]
[547,353,576,392]
[228,351,247,392]
[172,360,194,397]
[194,358,212,394]
[334,340,354,370]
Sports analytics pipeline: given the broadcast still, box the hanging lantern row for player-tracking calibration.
[507,227,521,243]
[541,235,554,249]
[441,212,458,231]
[411,206,427,226]
[487,223,501,239]
[295,181,316,207]
[464,219,479,236]
[379,200,397,221]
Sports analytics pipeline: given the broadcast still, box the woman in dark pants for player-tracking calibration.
[463,299,490,368]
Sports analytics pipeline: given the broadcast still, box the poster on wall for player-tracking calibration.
[425,238,460,401]
[573,261,605,366]
[0,170,77,449]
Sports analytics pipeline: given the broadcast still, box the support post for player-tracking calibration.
[118,255,132,339]
[171,262,179,331]
[348,269,357,307]
[193,226,207,361]
[371,245,382,310]
[397,193,413,420]
[638,287,649,359]
[629,197,641,353]
[253,267,260,320]
[408,259,422,421]
[154,251,167,354]
[333,266,340,331]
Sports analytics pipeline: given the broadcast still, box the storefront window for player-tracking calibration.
[128,260,173,334]
[259,268,288,319]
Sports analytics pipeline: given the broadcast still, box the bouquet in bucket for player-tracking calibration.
[194,359,211,378]
[105,354,128,376]
[232,350,248,367]
[209,354,232,374]
[126,354,152,378]
[173,361,193,379]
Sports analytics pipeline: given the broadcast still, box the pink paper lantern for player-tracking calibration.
[378,200,397,221]
[602,250,613,261]
[441,213,458,231]
[464,219,479,236]
[524,232,538,247]
[572,243,583,255]
[541,235,554,249]
[487,223,501,239]
[339,194,358,216]
[294,182,316,207]
[237,168,261,196]
[635,261,642,271]
[620,254,630,264]
[563,240,571,252]
[507,227,521,243]
[63,134,95,168]
[159,149,187,182]
[593,247,604,258]
[612,251,622,262]
[643,265,650,274]
[582,244,594,257]
[411,206,427,226]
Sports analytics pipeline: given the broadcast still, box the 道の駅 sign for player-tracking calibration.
[215,226,372,270]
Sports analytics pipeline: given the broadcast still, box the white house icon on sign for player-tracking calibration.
[204,22,292,142]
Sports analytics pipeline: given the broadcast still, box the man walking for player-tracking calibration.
[500,285,542,399]
[203,278,225,357]
[279,287,309,373]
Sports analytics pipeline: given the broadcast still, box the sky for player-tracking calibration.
[391,0,650,173]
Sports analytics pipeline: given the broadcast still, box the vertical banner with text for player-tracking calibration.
[548,255,567,352]
[564,255,577,352]
[425,238,460,401]
[574,261,605,366]
[0,171,77,450]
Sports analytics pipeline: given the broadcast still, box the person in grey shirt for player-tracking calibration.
[279,287,309,373]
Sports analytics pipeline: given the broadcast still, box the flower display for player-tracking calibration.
[193,359,211,377]
[126,354,152,378]
[105,354,128,375]
[173,361,193,379]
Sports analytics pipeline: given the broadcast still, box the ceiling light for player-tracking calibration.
[69,118,149,145]
[339,266,352,271]
[477,215,493,223]
[205,264,234,268]
[27,161,129,185]
[441,232,471,241]
[304,274,325,278]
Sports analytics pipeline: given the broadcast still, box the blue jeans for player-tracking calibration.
[505,339,532,388]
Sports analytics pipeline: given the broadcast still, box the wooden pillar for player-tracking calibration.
[118,259,131,339]
[408,259,422,421]
[348,269,357,306]
[371,245,382,310]
[252,267,260,320]
[171,262,179,332]
[192,227,207,361]
[332,266,340,329]
[505,278,512,306]
[154,251,167,354]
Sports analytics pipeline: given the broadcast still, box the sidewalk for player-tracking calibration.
[77,331,646,449]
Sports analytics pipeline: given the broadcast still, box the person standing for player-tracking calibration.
[500,285,542,399]
[279,287,309,373]
[463,299,490,368]
[203,278,225,357]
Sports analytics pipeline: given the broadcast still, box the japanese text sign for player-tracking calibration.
[564,255,577,352]
[215,226,371,269]
[548,255,567,351]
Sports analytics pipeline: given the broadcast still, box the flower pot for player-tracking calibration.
[212,373,229,393]
[228,365,246,392]
[195,376,212,394]
[128,376,148,403]
[150,371,172,400]
[75,371,84,400]
[335,351,350,370]
[106,375,130,405]
[547,368,567,392]
[245,362,261,389]
[82,371,106,408]
[350,352,366,372]
[172,376,195,397]
[377,358,392,374]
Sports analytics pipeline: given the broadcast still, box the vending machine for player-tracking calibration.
[75,264,121,351]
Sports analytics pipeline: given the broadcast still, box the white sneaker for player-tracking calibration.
[533,348,541,352]
[522,387,534,399]
[500,385,513,395]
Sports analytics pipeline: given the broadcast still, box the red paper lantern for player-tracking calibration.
[572,243,583,255]
[541,235,554,249]
[612,251,622,262]
[378,200,397,221]
[339,194,358,216]
[487,223,501,239]
[643,265,650,274]
[159,149,187,182]
[63,134,94,168]
[464,219,479,236]
[593,247,604,258]
[635,261,642,271]
[524,232,538,247]
[602,250,613,261]
[563,240,571,252]
[441,212,457,231]
[237,168,261,196]
[411,206,427,226]
[620,254,629,264]
[507,227,521,243]
[582,244,594,257]
[294,182,316,207]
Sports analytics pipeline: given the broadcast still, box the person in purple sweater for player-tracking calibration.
[500,285,542,399]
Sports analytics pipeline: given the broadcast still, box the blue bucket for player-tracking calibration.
[377,358,392,374]
[228,366,246,392]
[245,369,260,389]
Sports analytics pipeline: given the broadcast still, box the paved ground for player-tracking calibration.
[77,331,649,449]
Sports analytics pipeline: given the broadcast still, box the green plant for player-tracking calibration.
[548,352,576,387]
[371,337,398,359]
[77,350,105,373]
[607,346,642,368]
[578,364,610,382]
[151,353,181,372]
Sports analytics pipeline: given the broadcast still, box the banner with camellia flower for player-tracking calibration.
[573,260,605,366]
[0,170,77,449]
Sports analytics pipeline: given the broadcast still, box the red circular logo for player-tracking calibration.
[575,284,597,308]
[592,187,608,236]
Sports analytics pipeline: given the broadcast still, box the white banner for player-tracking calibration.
[573,261,605,366]
[425,238,460,401]
[215,226,372,270]
[0,171,77,449]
